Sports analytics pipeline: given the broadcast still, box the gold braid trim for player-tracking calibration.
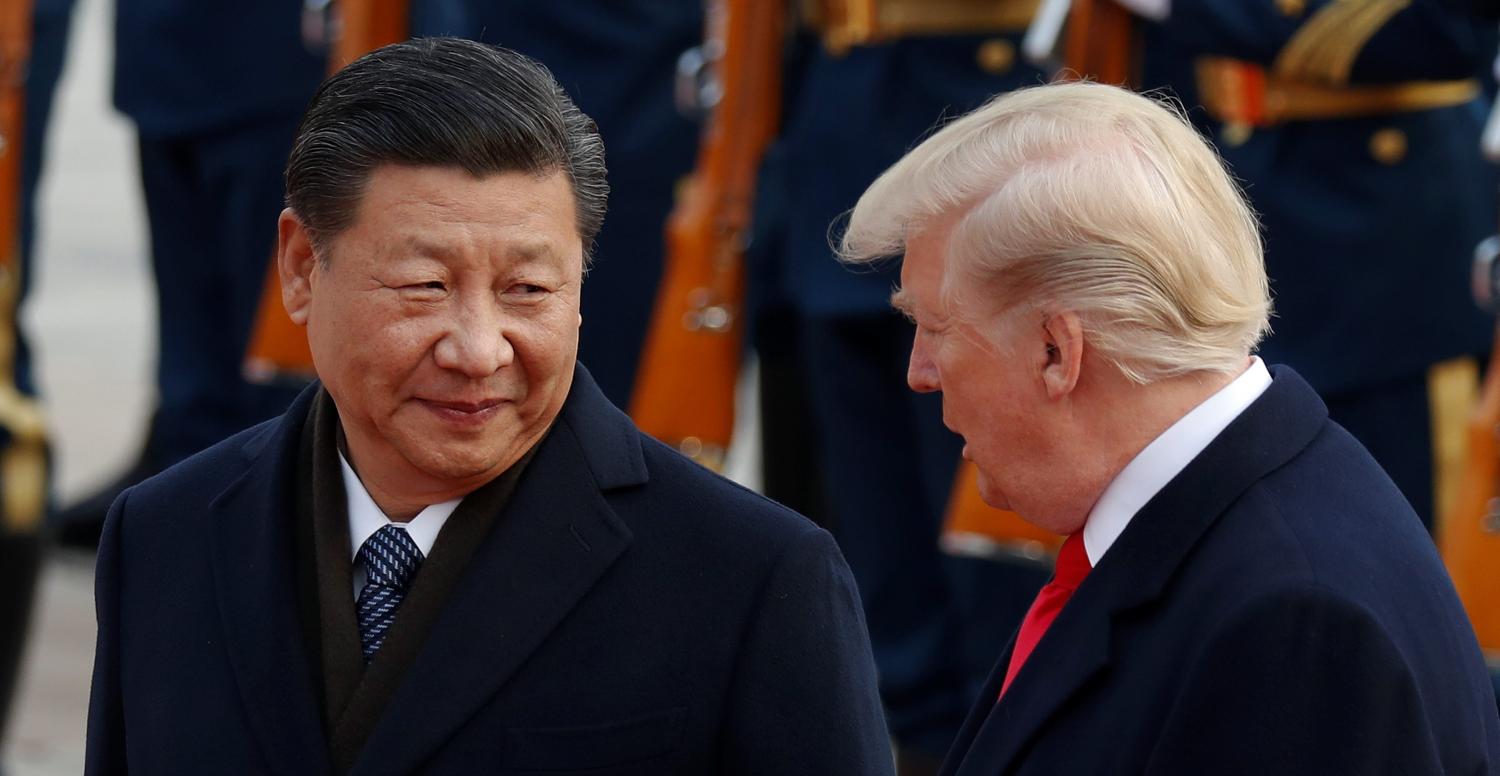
[0,388,47,534]
[1274,0,1410,85]
[1273,1,1366,81]
[1304,0,1410,85]
[0,237,46,534]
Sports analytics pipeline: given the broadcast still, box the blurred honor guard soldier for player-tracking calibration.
[1116,0,1499,532]
[842,80,1500,776]
[0,0,73,763]
[752,1,1052,768]
[409,1,703,409]
[54,0,326,543]
[84,39,892,775]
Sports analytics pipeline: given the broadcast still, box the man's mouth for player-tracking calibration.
[417,397,511,425]
[422,398,506,413]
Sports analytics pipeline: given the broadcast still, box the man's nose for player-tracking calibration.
[907,335,939,393]
[433,299,514,377]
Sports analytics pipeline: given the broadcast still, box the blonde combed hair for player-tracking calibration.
[839,81,1271,383]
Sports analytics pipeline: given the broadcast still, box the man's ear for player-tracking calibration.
[1040,310,1085,400]
[277,209,318,326]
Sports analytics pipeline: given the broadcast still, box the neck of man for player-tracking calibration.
[336,430,509,523]
[1045,356,1252,533]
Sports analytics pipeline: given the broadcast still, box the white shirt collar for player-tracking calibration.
[339,450,460,562]
[1081,357,1272,566]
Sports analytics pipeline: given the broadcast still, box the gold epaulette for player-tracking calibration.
[1273,0,1412,86]
[1196,57,1477,127]
[802,0,1040,54]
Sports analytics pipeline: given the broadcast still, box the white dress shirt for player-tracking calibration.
[1081,357,1272,566]
[340,451,461,599]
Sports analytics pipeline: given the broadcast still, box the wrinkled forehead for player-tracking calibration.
[340,165,585,262]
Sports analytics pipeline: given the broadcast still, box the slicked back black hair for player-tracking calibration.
[285,37,608,262]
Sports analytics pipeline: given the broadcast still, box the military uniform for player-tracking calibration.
[0,0,74,750]
[1133,0,1498,531]
[752,7,1053,761]
[410,1,703,410]
[55,0,328,536]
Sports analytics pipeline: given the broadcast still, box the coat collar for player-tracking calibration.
[946,366,1330,775]
[209,364,646,775]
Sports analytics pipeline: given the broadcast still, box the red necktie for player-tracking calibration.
[999,532,1092,698]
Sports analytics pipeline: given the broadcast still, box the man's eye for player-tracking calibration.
[509,283,547,295]
[400,281,446,292]
[394,280,447,300]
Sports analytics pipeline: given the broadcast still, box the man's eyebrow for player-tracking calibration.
[507,240,559,263]
[398,236,451,259]
[394,237,561,264]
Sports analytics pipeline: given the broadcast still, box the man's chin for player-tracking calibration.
[974,469,1011,512]
[403,446,513,488]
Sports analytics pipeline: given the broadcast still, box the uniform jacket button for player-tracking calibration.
[976,38,1016,76]
[1369,127,1407,165]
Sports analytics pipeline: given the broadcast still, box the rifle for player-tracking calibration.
[243,0,410,385]
[943,0,1140,563]
[0,2,28,294]
[1061,0,1136,85]
[628,0,785,470]
[1441,236,1500,664]
[0,0,47,535]
[327,0,410,70]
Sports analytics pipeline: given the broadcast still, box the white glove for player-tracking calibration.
[1114,0,1170,21]
[1484,33,1500,160]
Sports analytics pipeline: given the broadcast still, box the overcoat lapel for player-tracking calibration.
[208,387,332,775]
[349,366,645,776]
[950,367,1330,775]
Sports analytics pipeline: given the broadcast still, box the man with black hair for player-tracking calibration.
[84,38,891,776]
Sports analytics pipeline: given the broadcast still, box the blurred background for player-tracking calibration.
[4,1,1500,774]
[5,0,149,771]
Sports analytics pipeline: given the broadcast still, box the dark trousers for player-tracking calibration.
[800,313,1048,757]
[136,115,305,465]
[18,0,77,396]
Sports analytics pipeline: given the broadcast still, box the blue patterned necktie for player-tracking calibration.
[355,524,425,662]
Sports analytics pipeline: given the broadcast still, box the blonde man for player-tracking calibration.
[842,81,1499,775]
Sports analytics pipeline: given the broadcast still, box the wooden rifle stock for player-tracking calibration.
[243,0,410,384]
[628,1,784,470]
[1061,0,1136,86]
[330,0,410,70]
[1441,322,1500,660]
[0,0,29,276]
